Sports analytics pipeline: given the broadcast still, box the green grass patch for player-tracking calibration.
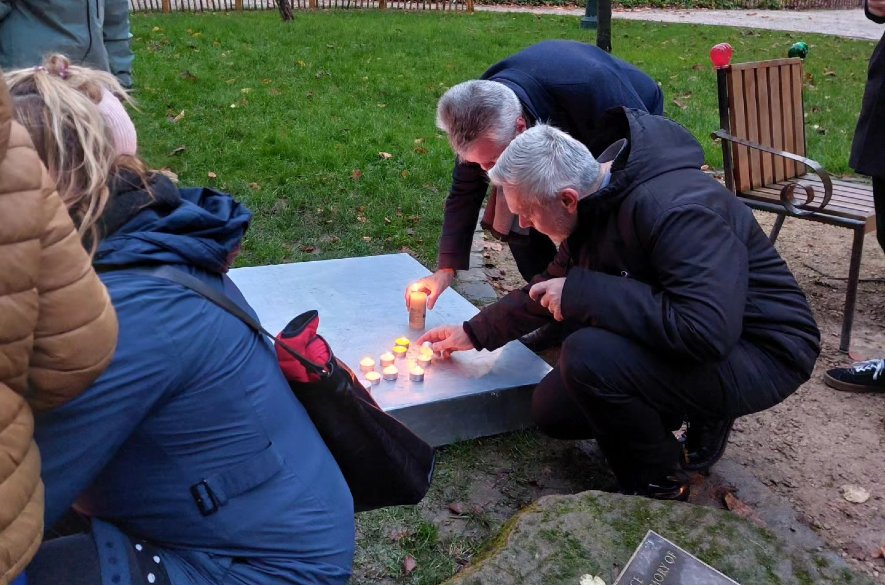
[132,11,875,271]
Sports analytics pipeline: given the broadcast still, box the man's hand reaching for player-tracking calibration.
[529,277,567,321]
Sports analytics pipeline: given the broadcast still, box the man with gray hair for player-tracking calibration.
[419,112,819,501]
[406,41,663,323]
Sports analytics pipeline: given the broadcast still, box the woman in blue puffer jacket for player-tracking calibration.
[7,57,354,585]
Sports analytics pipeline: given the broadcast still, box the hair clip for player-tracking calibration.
[33,65,47,73]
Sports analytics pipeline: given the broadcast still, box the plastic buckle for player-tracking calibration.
[190,480,219,516]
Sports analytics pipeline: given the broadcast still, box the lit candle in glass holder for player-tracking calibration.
[359,357,375,374]
[394,337,410,349]
[382,365,399,381]
[408,284,427,330]
[365,371,381,385]
[392,345,408,359]
[409,365,425,382]
[379,352,395,367]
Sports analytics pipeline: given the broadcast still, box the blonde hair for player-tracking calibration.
[5,54,145,254]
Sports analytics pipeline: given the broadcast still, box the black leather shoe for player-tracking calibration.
[682,417,735,473]
[625,471,690,502]
[519,323,565,352]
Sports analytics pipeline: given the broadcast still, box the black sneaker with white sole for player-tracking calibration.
[824,359,885,393]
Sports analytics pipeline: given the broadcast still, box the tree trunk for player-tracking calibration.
[277,0,294,20]
[596,0,612,52]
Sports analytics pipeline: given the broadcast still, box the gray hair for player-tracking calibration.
[436,80,523,155]
[488,124,601,205]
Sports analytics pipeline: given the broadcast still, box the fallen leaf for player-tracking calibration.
[168,110,185,124]
[401,170,410,178]
[169,146,187,156]
[672,98,688,110]
[841,484,870,504]
[824,68,837,77]
[384,217,392,224]
[207,171,217,179]
[362,236,372,242]
[414,137,425,144]
[580,575,606,585]
[448,502,464,515]
[180,70,198,81]
[701,164,711,171]
[723,492,766,528]
[414,146,428,155]
[249,182,261,191]
[403,555,417,575]
[378,152,393,160]
[299,244,320,254]
[351,169,363,181]
[261,78,274,85]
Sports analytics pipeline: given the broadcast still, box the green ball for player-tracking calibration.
[788,41,809,59]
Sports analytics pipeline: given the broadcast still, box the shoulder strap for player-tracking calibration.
[103,265,328,377]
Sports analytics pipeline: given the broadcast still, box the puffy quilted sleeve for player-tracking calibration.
[22,124,118,411]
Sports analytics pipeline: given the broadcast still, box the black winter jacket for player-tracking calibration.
[438,40,664,270]
[465,108,820,377]
[849,0,885,177]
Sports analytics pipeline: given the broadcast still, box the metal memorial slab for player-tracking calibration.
[229,254,552,446]
[614,530,740,585]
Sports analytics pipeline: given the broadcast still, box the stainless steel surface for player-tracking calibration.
[229,254,552,445]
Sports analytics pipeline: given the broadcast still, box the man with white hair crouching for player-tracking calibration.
[419,112,820,500]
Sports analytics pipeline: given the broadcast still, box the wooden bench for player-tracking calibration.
[713,57,877,353]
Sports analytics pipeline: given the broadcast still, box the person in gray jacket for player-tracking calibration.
[0,0,133,87]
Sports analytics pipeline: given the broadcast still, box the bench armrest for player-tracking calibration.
[712,129,833,217]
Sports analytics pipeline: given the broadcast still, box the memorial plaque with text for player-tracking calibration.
[614,530,740,585]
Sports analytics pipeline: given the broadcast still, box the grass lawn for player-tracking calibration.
[130,11,876,583]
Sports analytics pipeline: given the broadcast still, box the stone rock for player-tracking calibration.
[444,490,874,585]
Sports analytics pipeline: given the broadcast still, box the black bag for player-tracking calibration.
[117,265,435,512]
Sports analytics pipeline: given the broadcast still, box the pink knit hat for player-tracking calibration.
[97,87,137,156]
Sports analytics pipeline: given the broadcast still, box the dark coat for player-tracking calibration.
[464,108,820,380]
[35,176,354,585]
[849,0,885,177]
[438,41,664,270]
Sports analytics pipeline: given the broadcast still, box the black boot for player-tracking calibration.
[624,470,690,502]
[519,322,566,352]
[682,417,735,473]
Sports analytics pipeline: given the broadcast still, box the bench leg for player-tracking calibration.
[769,214,786,243]
[839,227,866,353]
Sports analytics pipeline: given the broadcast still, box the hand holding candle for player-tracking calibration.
[416,324,475,358]
[404,269,454,311]
[408,284,427,330]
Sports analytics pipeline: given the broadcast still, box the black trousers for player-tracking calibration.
[874,176,884,254]
[531,327,807,491]
[507,228,557,282]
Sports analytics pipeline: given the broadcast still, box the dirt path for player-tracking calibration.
[479,211,885,582]
[476,5,884,41]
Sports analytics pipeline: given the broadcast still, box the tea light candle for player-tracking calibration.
[392,345,408,359]
[382,365,399,381]
[359,357,375,374]
[417,352,432,368]
[409,366,425,382]
[365,371,381,385]
[394,337,410,348]
[379,352,395,367]
[408,284,427,330]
